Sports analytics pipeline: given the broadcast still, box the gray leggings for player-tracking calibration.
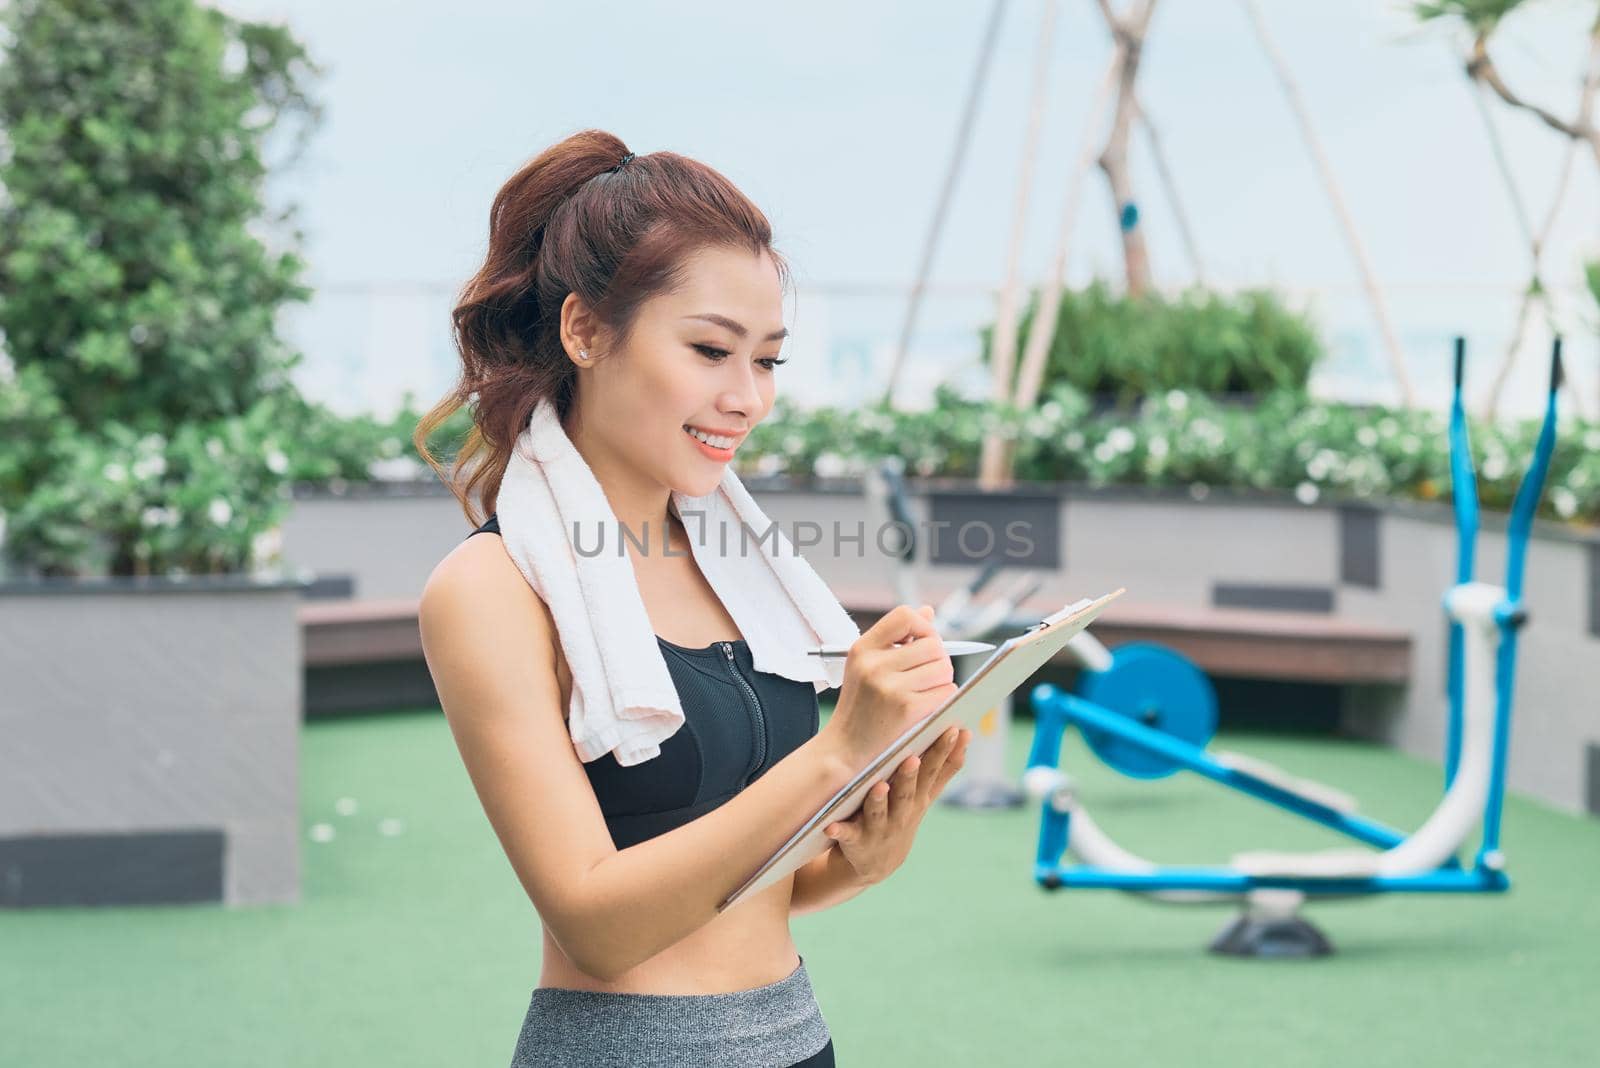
[508,955,833,1067]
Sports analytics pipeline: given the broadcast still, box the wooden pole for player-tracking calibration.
[1093,0,1160,297]
[1013,53,1121,417]
[979,0,1060,489]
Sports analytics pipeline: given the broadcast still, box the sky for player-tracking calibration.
[212,0,1599,419]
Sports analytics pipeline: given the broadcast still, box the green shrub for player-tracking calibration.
[277,394,476,486]
[984,281,1323,403]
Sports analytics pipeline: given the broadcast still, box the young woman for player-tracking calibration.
[415,129,973,1067]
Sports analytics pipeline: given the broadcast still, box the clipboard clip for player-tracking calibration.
[1026,597,1098,634]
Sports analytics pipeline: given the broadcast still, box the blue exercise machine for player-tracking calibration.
[1021,339,1565,957]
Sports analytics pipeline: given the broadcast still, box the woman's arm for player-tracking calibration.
[789,845,870,916]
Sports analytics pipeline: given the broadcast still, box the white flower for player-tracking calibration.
[132,455,167,480]
[1092,442,1116,464]
[140,506,179,528]
[1106,427,1136,454]
[1147,436,1169,460]
[1166,390,1189,412]
[1482,453,1507,481]
[782,434,805,456]
[1064,431,1085,451]
[265,449,289,475]
[1583,430,1600,452]
[814,451,847,478]
[102,462,128,483]
[251,527,283,566]
[1551,487,1577,519]
[755,453,784,477]
[222,39,249,76]
[205,438,224,460]
[1295,481,1320,505]
[208,498,233,526]
[1356,426,1378,448]
[1189,419,1224,448]
[138,433,167,452]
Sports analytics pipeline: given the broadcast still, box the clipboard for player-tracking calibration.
[718,587,1126,911]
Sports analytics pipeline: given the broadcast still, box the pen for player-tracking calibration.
[806,638,996,659]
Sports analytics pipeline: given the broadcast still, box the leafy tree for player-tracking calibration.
[1416,0,1600,417]
[0,0,321,576]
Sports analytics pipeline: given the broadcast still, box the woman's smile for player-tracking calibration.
[683,423,742,460]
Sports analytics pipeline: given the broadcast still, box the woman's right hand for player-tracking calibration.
[821,604,959,772]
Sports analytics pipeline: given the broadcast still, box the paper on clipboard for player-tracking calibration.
[718,587,1126,912]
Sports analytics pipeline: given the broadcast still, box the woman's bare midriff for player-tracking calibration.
[534,609,802,996]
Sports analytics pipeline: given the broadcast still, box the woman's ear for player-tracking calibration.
[559,292,603,368]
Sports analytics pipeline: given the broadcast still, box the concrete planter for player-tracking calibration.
[0,572,307,907]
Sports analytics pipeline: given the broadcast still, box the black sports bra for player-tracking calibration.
[467,512,821,849]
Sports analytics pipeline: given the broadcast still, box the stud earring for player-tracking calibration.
[577,348,589,362]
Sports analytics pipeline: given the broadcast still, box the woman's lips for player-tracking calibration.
[684,425,737,460]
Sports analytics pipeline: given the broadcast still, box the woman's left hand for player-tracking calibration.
[822,724,973,887]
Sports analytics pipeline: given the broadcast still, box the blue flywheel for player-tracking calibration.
[1075,643,1217,779]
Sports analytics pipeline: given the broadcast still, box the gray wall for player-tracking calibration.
[1340,511,1599,818]
[282,487,476,601]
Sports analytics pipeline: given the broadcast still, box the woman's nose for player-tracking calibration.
[719,366,762,418]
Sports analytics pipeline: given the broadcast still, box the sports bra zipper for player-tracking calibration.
[721,642,768,784]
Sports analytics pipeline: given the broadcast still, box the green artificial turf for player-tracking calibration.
[1,704,1595,1067]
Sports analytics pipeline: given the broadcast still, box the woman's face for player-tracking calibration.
[563,245,788,500]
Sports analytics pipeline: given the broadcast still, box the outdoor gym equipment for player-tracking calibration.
[1021,339,1564,957]
[861,457,1046,807]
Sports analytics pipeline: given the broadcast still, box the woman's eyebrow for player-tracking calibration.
[682,313,789,342]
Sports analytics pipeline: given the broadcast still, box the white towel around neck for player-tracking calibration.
[494,396,862,767]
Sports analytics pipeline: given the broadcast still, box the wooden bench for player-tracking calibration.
[299,598,430,715]
[296,588,1412,715]
[827,585,1413,686]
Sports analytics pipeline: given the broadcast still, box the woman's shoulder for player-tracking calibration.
[422,528,556,652]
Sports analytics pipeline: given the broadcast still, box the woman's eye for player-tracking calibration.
[693,344,786,371]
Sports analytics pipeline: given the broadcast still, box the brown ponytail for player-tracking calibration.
[413,128,790,525]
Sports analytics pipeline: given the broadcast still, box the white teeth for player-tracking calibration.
[684,426,734,449]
